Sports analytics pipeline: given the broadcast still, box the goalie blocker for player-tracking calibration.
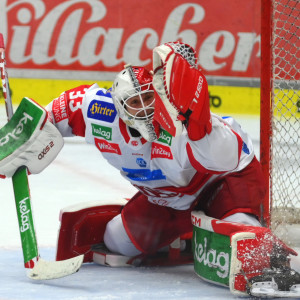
[192,211,300,297]
[0,97,64,178]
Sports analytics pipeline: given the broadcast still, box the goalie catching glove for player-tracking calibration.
[152,42,212,141]
[0,97,63,178]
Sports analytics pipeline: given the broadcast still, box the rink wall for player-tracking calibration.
[3,78,261,115]
[0,0,263,115]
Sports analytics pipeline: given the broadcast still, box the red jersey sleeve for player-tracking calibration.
[47,85,92,137]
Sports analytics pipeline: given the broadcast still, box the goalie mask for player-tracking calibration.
[111,65,158,142]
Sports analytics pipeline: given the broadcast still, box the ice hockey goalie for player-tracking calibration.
[53,197,300,298]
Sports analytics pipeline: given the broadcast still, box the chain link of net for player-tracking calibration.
[271,0,300,234]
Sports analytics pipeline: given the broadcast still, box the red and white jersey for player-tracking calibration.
[46,84,255,210]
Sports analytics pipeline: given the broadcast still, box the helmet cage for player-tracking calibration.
[118,83,155,121]
[112,65,157,141]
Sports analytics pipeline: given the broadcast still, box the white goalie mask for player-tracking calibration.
[111,65,158,142]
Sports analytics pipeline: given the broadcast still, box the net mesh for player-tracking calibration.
[270,0,300,239]
[168,42,198,69]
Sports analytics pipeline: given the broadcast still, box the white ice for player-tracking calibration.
[1,114,300,300]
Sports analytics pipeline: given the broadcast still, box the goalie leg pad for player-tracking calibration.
[191,211,298,296]
[56,200,127,263]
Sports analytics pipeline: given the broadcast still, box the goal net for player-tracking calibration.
[260,0,300,245]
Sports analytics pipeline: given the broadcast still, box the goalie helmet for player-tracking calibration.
[111,65,158,142]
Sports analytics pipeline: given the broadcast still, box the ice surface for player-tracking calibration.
[0,115,299,300]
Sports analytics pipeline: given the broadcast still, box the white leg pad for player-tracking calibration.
[104,214,141,257]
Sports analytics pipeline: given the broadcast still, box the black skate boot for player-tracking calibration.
[247,245,300,298]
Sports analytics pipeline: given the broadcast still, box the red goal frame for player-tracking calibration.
[260,0,272,227]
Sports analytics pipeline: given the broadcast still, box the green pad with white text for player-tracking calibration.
[193,226,231,286]
[0,97,64,178]
[0,97,45,161]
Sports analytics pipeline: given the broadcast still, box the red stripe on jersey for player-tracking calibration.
[160,171,213,195]
[119,119,147,145]
[186,143,226,175]
[186,127,243,173]
[119,119,130,143]
[69,109,86,137]
[141,137,147,144]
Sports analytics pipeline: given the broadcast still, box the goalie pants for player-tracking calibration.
[107,157,266,255]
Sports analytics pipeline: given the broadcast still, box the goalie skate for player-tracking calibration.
[248,267,300,298]
[92,238,193,268]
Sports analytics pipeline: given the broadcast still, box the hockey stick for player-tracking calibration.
[0,33,83,280]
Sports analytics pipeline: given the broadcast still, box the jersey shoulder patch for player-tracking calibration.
[86,88,117,124]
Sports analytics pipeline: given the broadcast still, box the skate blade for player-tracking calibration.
[250,281,300,298]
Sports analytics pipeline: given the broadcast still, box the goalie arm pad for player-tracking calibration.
[191,211,297,296]
[0,97,64,177]
[152,42,212,141]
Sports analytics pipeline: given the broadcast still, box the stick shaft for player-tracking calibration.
[12,167,39,266]
[0,33,39,267]
[0,33,13,120]
[0,33,83,279]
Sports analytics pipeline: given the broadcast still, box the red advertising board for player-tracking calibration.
[1,0,262,79]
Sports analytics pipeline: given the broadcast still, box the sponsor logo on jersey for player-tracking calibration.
[158,129,172,146]
[122,167,166,181]
[95,138,121,155]
[87,100,117,123]
[132,153,144,156]
[96,89,112,98]
[91,124,112,140]
[151,142,173,160]
[53,94,68,123]
[136,157,147,168]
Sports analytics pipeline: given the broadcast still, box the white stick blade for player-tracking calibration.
[27,255,84,280]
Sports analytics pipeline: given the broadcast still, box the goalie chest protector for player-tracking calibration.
[81,86,255,211]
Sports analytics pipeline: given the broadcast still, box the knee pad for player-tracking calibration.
[56,200,126,262]
[104,214,142,257]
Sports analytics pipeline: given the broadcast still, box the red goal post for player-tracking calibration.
[260,0,300,242]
